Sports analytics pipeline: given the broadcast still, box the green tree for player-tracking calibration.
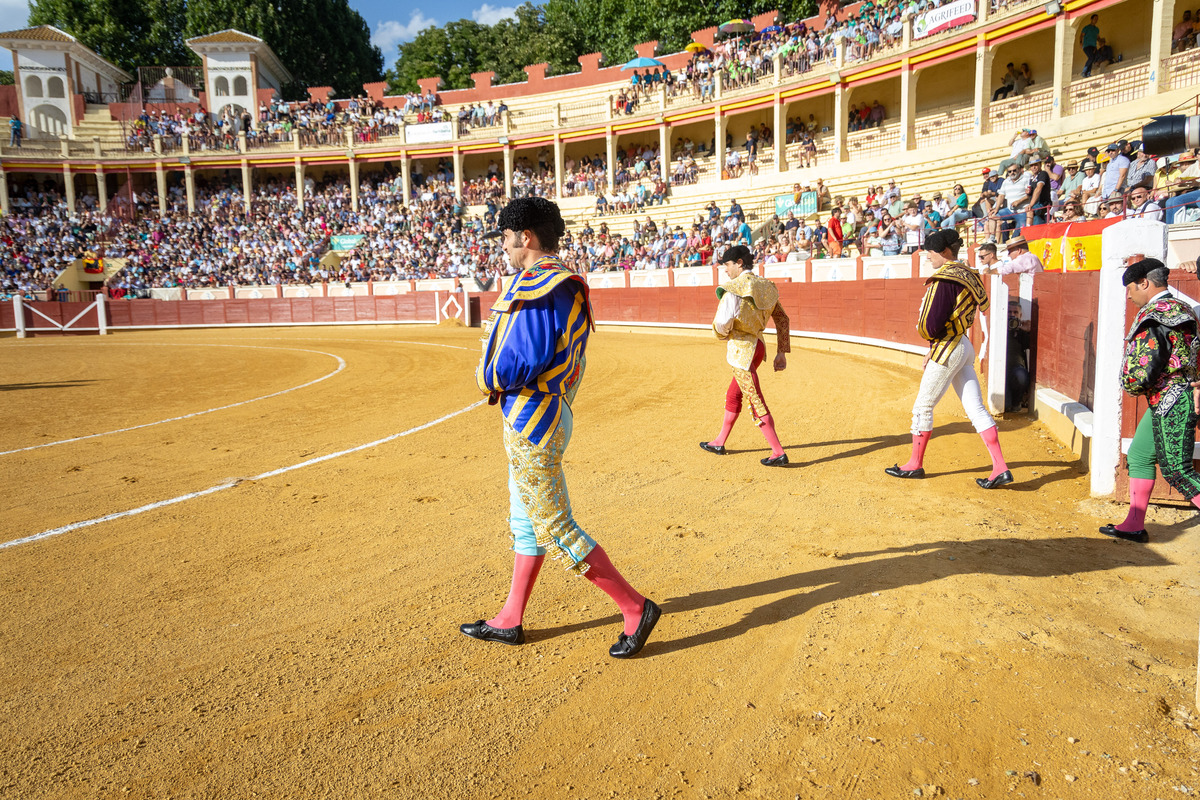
[29,0,193,73]
[0,70,13,86]
[184,0,383,98]
[388,0,817,90]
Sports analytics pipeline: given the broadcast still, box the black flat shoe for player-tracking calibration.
[760,453,789,467]
[1098,524,1149,543]
[609,598,661,659]
[975,470,1014,489]
[460,620,525,645]
[885,464,925,479]
[699,442,727,455]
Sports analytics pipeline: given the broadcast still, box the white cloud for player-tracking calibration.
[372,11,439,53]
[471,3,517,25]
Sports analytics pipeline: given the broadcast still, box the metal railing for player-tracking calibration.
[987,87,1053,134]
[914,106,975,149]
[560,98,608,126]
[1165,49,1200,91]
[1069,61,1148,115]
[846,123,901,161]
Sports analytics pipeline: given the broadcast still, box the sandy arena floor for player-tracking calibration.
[0,324,1198,800]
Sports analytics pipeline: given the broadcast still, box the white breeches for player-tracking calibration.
[910,338,995,435]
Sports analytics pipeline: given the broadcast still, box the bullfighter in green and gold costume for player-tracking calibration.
[1101,257,1200,543]
[461,197,660,658]
[699,245,791,467]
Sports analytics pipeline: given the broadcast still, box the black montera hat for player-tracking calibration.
[482,196,565,240]
[1122,257,1167,286]
[922,229,962,253]
[721,245,754,268]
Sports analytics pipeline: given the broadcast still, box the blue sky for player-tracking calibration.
[0,0,518,74]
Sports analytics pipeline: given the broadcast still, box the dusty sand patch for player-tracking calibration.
[0,325,1196,799]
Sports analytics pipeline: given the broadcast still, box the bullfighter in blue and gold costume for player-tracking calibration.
[1101,257,1200,543]
[460,197,660,658]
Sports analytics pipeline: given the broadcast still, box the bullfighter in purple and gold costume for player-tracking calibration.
[461,197,660,658]
[1101,257,1200,543]
[699,245,791,466]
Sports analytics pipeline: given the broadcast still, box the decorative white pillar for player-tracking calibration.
[154,162,167,216]
[184,166,195,215]
[13,296,26,339]
[348,155,360,212]
[833,83,847,163]
[96,292,107,336]
[294,159,304,212]
[605,131,616,190]
[96,167,108,214]
[973,38,994,138]
[553,133,565,198]
[714,110,726,177]
[503,147,514,197]
[658,123,671,183]
[241,160,252,211]
[1051,13,1071,120]
[900,62,917,151]
[63,165,76,214]
[1147,0,1176,95]
[451,148,463,201]
[774,94,787,173]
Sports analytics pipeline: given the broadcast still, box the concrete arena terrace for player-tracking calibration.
[0,324,1196,798]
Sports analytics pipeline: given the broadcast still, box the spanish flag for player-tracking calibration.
[1022,217,1120,272]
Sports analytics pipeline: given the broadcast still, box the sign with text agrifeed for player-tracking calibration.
[913,0,976,39]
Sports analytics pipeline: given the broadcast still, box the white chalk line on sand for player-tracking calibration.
[0,343,348,457]
[1,399,487,551]
[227,335,471,351]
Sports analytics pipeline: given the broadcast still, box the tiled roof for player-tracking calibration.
[186,29,262,45]
[0,25,76,43]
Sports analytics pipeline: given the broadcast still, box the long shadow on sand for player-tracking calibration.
[0,380,97,391]
[715,422,975,466]
[532,536,1173,656]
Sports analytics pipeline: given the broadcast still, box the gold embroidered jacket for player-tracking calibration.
[713,271,791,370]
[917,262,988,366]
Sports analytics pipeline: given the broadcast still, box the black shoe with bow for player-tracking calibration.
[460,620,525,645]
[609,598,661,659]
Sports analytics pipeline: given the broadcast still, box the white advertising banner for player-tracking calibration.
[913,0,976,39]
[405,121,454,144]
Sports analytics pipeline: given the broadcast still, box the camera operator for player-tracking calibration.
[1006,298,1032,412]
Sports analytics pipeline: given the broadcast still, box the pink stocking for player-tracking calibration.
[758,413,785,458]
[979,425,1009,479]
[1117,478,1155,533]
[583,545,645,635]
[487,554,544,629]
[901,431,931,471]
[710,410,739,447]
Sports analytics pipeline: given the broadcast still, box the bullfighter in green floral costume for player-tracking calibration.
[1101,258,1200,543]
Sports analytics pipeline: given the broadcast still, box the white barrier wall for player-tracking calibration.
[672,266,715,287]
[185,287,232,300]
[372,281,413,295]
[862,256,914,280]
[628,271,670,288]
[763,261,807,281]
[811,258,858,282]
[589,272,630,289]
